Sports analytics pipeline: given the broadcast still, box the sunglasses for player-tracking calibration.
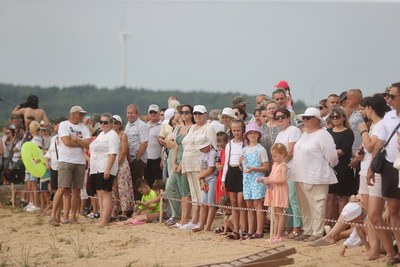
[302,116,314,120]
[388,94,400,100]
[41,129,47,132]
[318,106,325,110]
[329,114,342,120]
[274,114,287,120]
[5,132,11,134]
[235,112,239,116]
[149,111,158,114]
[99,120,111,125]
[193,112,204,116]
[179,110,191,115]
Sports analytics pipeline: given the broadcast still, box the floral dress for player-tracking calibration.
[112,135,135,212]
[242,144,266,200]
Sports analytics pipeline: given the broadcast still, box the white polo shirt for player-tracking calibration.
[377,109,400,163]
[58,121,91,165]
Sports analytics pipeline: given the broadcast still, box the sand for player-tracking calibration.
[0,207,391,267]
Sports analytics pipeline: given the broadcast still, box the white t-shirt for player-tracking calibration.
[360,120,383,176]
[89,130,119,176]
[45,135,60,171]
[275,125,302,167]
[58,120,91,165]
[377,110,400,163]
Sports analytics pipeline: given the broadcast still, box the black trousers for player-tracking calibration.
[144,158,162,188]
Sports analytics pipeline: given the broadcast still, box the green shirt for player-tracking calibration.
[138,190,160,213]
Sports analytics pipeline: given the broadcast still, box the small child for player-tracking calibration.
[192,135,219,232]
[153,179,172,221]
[215,132,229,204]
[240,123,269,239]
[115,179,161,225]
[261,143,289,243]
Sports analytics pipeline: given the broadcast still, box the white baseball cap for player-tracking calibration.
[193,105,207,114]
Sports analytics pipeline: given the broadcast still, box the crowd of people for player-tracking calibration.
[2,81,400,263]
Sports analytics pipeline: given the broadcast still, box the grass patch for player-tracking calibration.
[125,259,140,267]
[10,227,17,233]
[70,233,95,259]
[0,215,11,219]
[32,216,45,226]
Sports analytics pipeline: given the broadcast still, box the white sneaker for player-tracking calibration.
[23,202,34,211]
[26,205,40,212]
[179,222,199,230]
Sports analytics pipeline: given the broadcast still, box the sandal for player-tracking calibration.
[118,216,128,222]
[303,235,321,242]
[286,231,301,239]
[165,218,177,226]
[293,234,310,241]
[240,233,251,240]
[249,233,264,239]
[214,226,225,234]
[388,255,400,265]
[265,236,283,243]
[225,232,240,240]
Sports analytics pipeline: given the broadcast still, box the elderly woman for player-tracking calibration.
[180,105,217,229]
[290,107,338,242]
[111,115,135,221]
[219,107,237,140]
[89,113,120,226]
[260,101,281,165]
[274,108,303,238]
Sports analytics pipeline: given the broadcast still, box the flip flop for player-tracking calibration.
[225,232,240,240]
[128,219,145,226]
[310,238,335,247]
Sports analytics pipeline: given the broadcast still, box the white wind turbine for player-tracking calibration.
[119,12,130,87]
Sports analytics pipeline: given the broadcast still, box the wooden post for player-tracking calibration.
[270,201,275,245]
[11,183,15,208]
[159,189,164,224]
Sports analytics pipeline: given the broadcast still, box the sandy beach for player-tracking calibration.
[0,206,390,267]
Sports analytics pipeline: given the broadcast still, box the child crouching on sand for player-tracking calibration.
[214,196,233,236]
[114,179,171,226]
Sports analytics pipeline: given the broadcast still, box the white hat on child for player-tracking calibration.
[342,203,362,222]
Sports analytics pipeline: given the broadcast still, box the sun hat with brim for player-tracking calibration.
[194,135,211,150]
[70,106,87,114]
[193,105,207,114]
[163,108,175,125]
[113,115,123,124]
[342,203,362,222]
[218,107,237,120]
[243,122,262,143]
[296,107,326,127]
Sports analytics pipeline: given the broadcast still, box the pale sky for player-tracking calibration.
[0,0,399,105]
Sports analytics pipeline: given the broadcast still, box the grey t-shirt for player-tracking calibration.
[200,149,219,182]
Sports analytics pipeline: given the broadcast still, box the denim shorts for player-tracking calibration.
[201,177,217,205]
[25,172,38,182]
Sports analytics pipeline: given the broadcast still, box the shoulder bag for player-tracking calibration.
[371,122,400,173]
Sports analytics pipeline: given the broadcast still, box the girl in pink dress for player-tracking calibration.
[261,143,289,243]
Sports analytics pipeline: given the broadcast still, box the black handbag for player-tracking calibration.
[371,122,400,173]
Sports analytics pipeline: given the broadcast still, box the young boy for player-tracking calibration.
[114,179,160,225]
[192,135,219,232]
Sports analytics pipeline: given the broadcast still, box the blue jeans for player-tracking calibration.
[201,177,217,205]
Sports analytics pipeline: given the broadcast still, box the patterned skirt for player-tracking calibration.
[112,158,135,212]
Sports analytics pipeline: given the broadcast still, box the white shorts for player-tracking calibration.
[359,174,382,198]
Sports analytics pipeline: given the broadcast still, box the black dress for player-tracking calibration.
[327,128,355,196]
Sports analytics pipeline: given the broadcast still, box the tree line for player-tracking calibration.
[0,83,307,126]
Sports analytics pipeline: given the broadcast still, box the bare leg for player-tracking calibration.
[205,206,217,231]
[196,205,208,230]
[275,208,286,238]
[325,194,336,226]
[179,196,191,225]
[321,213,350,243]
[246,200,256,235]
[98,191,113,226]
[230,192,240,234]
[62,191,71,221]
[367,196,395,261]
[97,190,103,219]
[337,195,348,216]
[387,198,400,249]
[50,188,65,219]
[70,188,80,220]
[238,192,247,233]
[191,205,200,225]
[255,199,265,235]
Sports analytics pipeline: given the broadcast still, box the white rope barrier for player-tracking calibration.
[162,195,400,232]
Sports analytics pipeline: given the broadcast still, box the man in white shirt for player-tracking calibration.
[368,82,400,258]
[209,109,225,133]
[125,104,149,199]
[49,106,91,226]
[144,104,162,187]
